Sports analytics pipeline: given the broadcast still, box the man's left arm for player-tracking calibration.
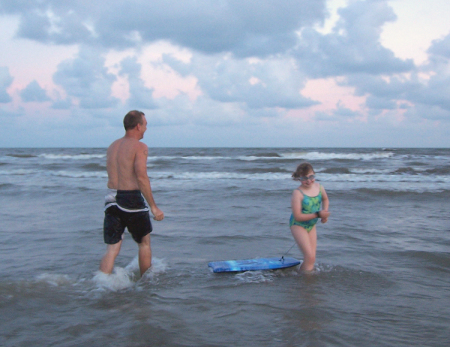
[135,143,164,220]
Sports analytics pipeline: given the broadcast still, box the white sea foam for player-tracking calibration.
[0,169,37,175]
[50,171,108,178]
[350,168,394,174]
[145,151,397,162]
[147,155,231,161]
[152,171,288,181]
[181,156,230,160]
[152,170,450,184]
[349,167,429,174]
[280,151,395,161]
[238,156,268,161]
[322,173,450,183]
[2,166,448,187]
[39,154,105,160]
[147,156,178,161]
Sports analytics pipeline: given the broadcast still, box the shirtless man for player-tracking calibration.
[100,110,164,276]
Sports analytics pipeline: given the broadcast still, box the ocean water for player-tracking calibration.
[0,147,449,346]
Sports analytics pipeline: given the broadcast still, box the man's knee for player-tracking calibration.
[138,234,150,247]
[106,242,122,256]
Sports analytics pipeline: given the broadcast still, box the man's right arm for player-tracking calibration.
[134,143,164,221]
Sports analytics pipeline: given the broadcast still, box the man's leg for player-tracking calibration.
[100,241,122,274]
[138,234,152,276]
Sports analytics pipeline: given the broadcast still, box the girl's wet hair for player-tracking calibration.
[292,162,314,181]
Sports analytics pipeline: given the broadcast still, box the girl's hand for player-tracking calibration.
[318,210,330,219]
[321,217,328,223]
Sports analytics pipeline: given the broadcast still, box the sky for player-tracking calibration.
[1,0,450,148]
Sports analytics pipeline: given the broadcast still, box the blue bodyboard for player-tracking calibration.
[208,257,300,273]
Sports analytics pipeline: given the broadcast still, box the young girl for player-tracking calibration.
[290,162,330,272]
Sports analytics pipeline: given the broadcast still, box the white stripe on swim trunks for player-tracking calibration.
[104,189,149,213]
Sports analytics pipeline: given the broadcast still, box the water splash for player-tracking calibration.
[235,270,274,284]
[92,268,135,291]
[92,257,168,291]
[35,273,72,286]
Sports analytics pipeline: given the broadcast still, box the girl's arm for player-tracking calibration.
[321,186,329,211]
[291,190,319,222]
[320,186,330,222]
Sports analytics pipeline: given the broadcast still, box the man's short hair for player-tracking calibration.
[123,110,145,130]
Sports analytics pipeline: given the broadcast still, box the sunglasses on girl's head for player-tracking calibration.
[299,175,315,181]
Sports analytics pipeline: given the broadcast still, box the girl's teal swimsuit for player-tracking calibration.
[289,185,322,232]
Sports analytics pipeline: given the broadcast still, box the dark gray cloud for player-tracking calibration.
[52,47,119,109]
[0,67,13,103]
[119,57,158,110]
[294,0,414,78]
[1,0,327,57]
[20,80,51,102]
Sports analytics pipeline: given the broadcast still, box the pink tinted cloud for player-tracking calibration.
[287,77,367,120]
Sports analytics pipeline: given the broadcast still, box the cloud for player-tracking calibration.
[427,33,450,59]
[342,29,450,119]
[51,97,72,110]
[365,95,396,110]
[20,80,51,102]
[1,0,450,147]
[119,57,158,110]
[52,46,119,109]
[294,0,414,78]
[406,32,450,114]
[408,76,450,113]
[164,53,318,109]
[403,103,450,121]
[315,100,363,121]
[2,0,327,57]
[0,67,13,103]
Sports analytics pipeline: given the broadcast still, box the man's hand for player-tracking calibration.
[151,206,164,221]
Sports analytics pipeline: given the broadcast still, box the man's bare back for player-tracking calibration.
[107,137,142,191]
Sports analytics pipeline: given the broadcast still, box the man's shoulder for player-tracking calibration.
[135,141,148,151]
[130,141,148,159]
[108,138,123,150]
[136,140,148,148]
[110,137,147,156]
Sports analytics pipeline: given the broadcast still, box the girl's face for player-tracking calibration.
[299,170,315,187]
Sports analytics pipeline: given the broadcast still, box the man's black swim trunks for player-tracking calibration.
[103,190,152,244]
